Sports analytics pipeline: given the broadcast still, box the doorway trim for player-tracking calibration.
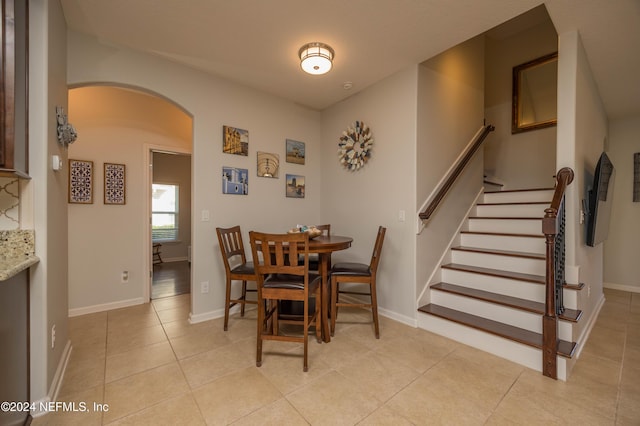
[143,144,192,302]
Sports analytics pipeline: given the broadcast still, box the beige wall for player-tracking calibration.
[67,86,191,313]
[320,67,419,323]
[605,116,640,291]
[416,35,487,306]
[557,31,608,343]
[67,31,323,320]
[27,0,70,405]
[484,16,558,189]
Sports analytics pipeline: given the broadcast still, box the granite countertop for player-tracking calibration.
[0,229,39,281]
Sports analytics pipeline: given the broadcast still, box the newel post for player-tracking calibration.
[542,207,559,379]
[541,167,573,379]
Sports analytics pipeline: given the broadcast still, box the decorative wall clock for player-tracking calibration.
[338,120,373,171]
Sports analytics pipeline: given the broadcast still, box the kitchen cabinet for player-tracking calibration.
[0,0,29,178]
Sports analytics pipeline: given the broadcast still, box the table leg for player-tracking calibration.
[319,253,331,342]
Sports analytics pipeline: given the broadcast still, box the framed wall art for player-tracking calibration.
[286,139,305,164]
[634,152,639,202]
[68,159,94,204]
[286,174,305,198]
[223,125,249,156]
[222,166,248,195]
[257,152,279,178]
[104,163,126,205]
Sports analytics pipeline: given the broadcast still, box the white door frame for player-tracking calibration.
[143,143,192,302]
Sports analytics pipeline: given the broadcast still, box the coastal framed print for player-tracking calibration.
[286,174,305,198]
[286,139,305,165]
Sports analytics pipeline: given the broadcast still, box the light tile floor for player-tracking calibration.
[33,288,639,425]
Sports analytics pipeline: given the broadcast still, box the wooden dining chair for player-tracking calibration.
[216,226,258,331]
[249,231,321,372]
[330,226,386,338]
[308,224,330,271]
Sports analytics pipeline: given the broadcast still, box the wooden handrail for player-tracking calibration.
[419,125,495,221]
[541,167,574,379]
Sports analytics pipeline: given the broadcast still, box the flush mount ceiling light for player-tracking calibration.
[299,42,334,75]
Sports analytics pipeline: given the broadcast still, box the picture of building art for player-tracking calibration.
[286,139,305,164]
[222,167,248,195]
[223,125,249,156]
[286,174,305,198]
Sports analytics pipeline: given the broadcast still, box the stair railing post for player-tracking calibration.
[542,206,559,379]
[541,167,574,380]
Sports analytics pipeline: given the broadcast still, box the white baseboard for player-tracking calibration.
[68,297,146,317]
[189,307,224,324]
[604,282,640,293]
[161,256,189,263]
[573,293,606,360]
[31,341,72,418]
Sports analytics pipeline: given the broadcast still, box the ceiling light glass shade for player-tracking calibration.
[299,42,334,75]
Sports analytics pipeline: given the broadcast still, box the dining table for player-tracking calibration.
[305,234,353,342]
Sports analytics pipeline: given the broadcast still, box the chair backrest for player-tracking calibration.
[249,231,310,278]
[216,226,248,272]
[316,224,331,236]
[369,226,387,274]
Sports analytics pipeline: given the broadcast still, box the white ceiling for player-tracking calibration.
[60,0,640,118]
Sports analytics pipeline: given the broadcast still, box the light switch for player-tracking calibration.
[52,155,63,171]
[398,210,406,222]
[201,210,210,221]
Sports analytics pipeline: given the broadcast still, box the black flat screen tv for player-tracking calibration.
[586,152,615,247]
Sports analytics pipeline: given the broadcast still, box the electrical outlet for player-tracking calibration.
[121,271,129,283]
[201,281,209,293]
[51,324,56,349]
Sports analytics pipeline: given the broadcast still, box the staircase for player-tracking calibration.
[417,188,582,380]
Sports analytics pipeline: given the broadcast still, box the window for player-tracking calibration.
[152,184,179,241]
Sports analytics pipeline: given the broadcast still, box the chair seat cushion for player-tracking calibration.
[231,261,255,275]
[264,273,321,289]
[331,262,371,276]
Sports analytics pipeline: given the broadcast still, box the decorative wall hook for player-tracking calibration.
[56,106,78,147]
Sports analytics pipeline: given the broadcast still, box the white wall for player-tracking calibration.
[557,31,608,340]
[605,116,640,292]
[67,31,322,320]
[416,35,486,306]
[484,18,557,189]
[320,67,419,324]
[27,0,70,405]
[67,86,191,313]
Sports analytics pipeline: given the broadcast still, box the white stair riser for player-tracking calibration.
[483,190,554,204]
[417,313,568,381]
[430,291,574,341]
[451,250,545,276]
[432,291,542,332]
[468,218,542,234]
[460,233,545,254]
[476,203,548,218]
[441,268,544,301]
[439,269,579,310]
